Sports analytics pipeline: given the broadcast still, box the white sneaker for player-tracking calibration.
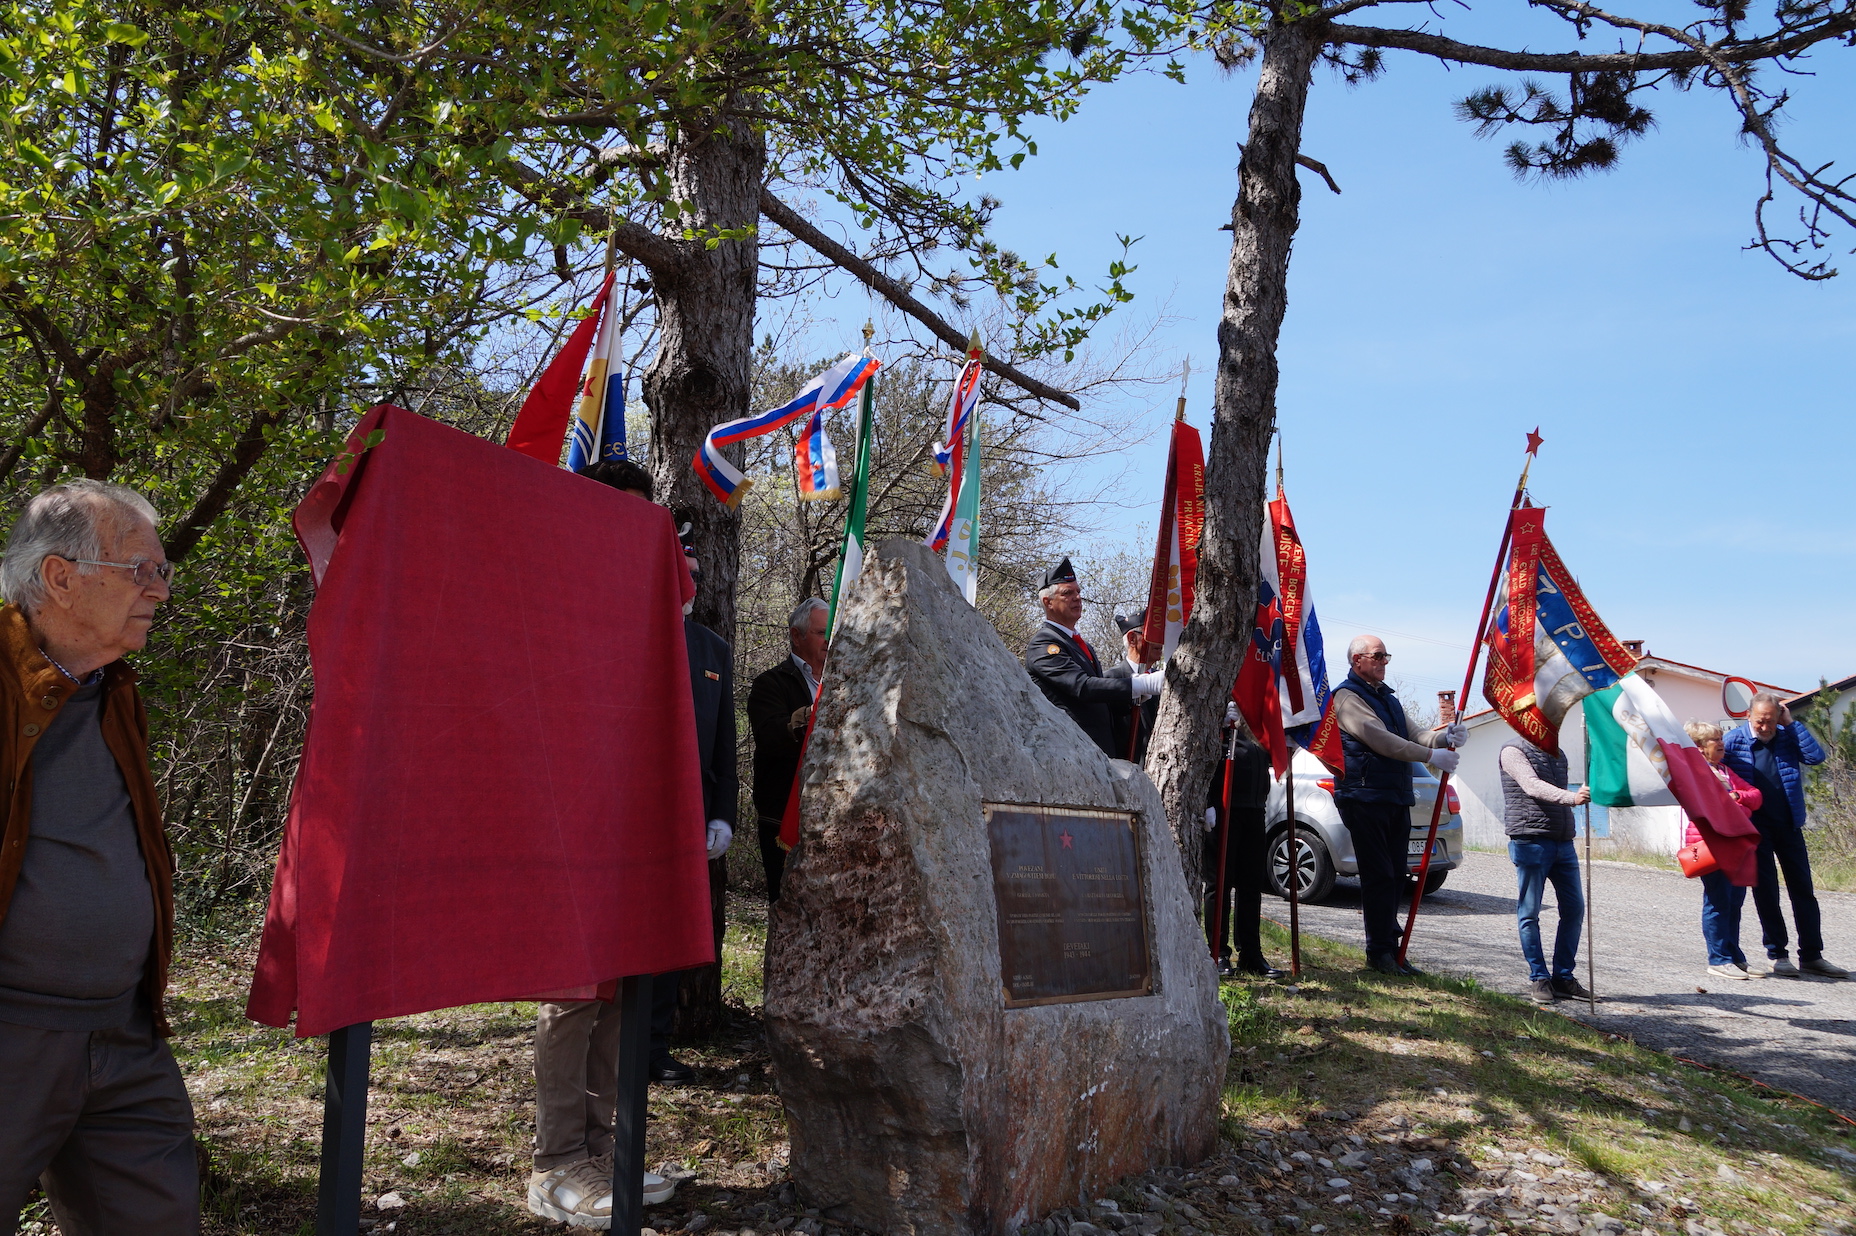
[1769,957,1800,977]
[1705,965,1750,981]
[529,1158,612,1227]
[589,1153,677,1206]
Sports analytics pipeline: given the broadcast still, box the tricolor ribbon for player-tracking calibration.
[794,408,841,501]
[926,343,984,551]
[694,353,880,507]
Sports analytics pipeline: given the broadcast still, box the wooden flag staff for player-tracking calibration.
[1397,429,1543,966]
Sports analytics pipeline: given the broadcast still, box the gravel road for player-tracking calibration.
[1273,849,1856,1117]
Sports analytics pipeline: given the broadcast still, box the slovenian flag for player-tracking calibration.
[1233,490,1343,777]
[794,407,841,501]
[926,337,984,552]
[694,352,880,507]
[1582,674,1760,886]
[1481,506,1639,753]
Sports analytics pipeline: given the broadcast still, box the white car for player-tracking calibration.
[1259,748,1462,903]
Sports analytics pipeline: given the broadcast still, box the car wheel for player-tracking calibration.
[1407,868,1448,897]
[1267,825,1336,903]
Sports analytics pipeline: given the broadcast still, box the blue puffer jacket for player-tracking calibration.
[1722,721,1825,827]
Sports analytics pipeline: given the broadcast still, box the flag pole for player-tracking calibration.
[1398,429,1544,964]
[1583,707,1597,1013]
[1277,437,1301,981]
[1213,722,1237,965]
[1131,360,1192,760]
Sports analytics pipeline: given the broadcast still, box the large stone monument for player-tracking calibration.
[764,540,1229,1236]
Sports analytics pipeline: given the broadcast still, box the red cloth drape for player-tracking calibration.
[248,405,712,1038]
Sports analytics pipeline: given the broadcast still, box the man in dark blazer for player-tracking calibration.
[648,540,736,1083]
[746,597,827,901]
[1023,558,1162,759]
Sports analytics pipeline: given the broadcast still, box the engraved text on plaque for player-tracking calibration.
[985,804,1152,1007]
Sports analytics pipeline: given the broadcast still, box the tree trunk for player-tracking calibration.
[1146,13,1325,900]
[643,110,764,651]
[640,106,764,1039]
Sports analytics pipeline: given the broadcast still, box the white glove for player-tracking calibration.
[705,820,733,860]
[1428,747,1461,775]
[1204,807,1218,834]
[1224,701,1239,725]
[1441,721,1468,748]
[1131,670,1165,700]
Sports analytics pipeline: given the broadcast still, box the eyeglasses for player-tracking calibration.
[1362,652,1391,662]
[66,557,176,588]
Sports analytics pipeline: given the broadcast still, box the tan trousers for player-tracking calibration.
[532,999,625,1171]
[0,1001,199,1234]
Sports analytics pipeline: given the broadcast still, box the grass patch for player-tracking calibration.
[1213,918,1856,1233]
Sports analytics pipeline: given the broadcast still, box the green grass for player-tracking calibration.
[1215,919,1856,1232]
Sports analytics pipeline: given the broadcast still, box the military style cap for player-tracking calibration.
[1115,610,1147,636]
[1041,557,1077,589]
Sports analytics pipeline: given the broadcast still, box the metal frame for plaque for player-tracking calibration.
[983,803,1153,1008]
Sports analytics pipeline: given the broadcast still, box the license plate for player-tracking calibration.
[1408,839,1435,856]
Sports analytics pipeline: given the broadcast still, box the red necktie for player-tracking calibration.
[1072,632,1097,668]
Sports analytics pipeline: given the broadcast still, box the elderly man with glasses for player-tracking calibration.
[0,479,197,1233]
[1331,634,1464,978]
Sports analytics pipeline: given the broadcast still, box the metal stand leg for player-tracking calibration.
[317,1021,373,1236]
[609,975,653,1236]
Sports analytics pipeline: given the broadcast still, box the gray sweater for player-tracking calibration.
[0,678,155,1029]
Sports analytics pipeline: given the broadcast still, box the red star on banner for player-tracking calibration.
[1525,427,1544,455]
[1059,831,1074,849]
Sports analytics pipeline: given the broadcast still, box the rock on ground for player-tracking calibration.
[764,539,1227,1236]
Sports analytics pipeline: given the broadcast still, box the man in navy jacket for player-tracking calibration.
[1723,694,1845,978]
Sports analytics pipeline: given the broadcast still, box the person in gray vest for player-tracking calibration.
[1331,635,1463,977]
[1498,737,1595,1003]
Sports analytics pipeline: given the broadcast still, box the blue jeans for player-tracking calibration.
[1510,839,1584,982]
[1698,869,1747,967]
[1750,816,1824,961]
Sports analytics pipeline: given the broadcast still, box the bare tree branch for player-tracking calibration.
[758,191,1081,410]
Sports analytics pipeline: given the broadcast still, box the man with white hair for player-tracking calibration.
[0,479,198,1232]
[1723,692,1845,978]
[1024,558,1163,758]
[747,596,830,902]
[1331,634,1464,977]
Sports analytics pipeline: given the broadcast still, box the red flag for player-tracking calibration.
[1139,420,1205,662]
[505,271,616,464]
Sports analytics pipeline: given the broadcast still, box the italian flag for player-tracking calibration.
[1581,674,1760,885]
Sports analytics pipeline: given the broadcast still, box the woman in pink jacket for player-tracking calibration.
[1683,721,1763,980]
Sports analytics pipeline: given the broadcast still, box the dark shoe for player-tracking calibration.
[1801,957,1848,979]
[649,1054,696,1084]
[1367,953,1404,976]
[1528,978,1559,1004]
[1551,975,1598,1001]
[1216,955,1235,977]
[1396,958,1426,978]
[1238,964,1290,979]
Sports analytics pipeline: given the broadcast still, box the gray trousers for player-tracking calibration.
[533,999,625,1171]
[0,1002,199,1234]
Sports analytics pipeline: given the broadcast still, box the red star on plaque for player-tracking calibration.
[1059,831,1074,849]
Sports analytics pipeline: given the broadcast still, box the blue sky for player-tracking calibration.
[818,10,1856,699]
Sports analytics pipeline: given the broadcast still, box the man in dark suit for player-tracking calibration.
[746,597,827,901]
[648,541,736,1083]
[1205,712,1286,978]
[1023,558,1162,759]
[1104,611,1159,763]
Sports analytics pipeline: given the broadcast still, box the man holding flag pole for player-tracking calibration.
[1231,438,1348,981]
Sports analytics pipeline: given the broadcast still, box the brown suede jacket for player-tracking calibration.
[0,603,173,1034]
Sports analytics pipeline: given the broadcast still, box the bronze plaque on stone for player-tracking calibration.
[984,803,1152,1007]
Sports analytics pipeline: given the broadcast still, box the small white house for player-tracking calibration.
[1450,647,1795,856]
